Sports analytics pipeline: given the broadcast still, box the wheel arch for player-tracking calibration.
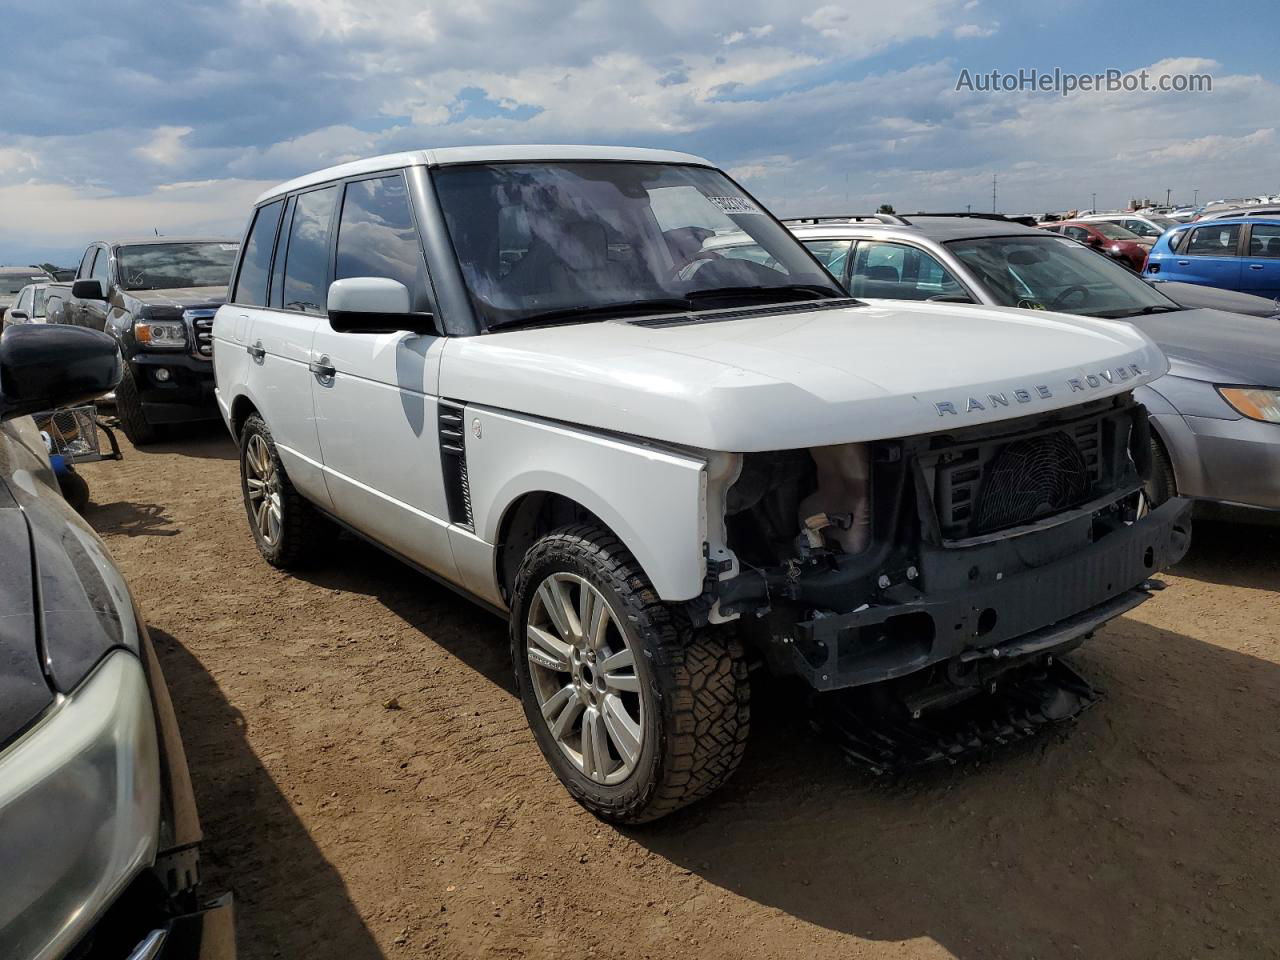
[493,491,617,607]
[228,392,261,439]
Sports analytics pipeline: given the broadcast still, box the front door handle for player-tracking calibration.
[246,341,265,361]
[1249,264,1265,270]
[309,356,336,384]
[1176,259,1190,265]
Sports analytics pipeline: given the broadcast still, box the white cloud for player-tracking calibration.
[134,126,195,167]
[953,22,997,38]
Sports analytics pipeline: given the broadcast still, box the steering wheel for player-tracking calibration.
[1051,284,1090,310]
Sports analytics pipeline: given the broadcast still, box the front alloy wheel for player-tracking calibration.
[526,573,644,784]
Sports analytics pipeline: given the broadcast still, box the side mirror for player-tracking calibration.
[71,278,108,301]
[0,325,122,421]
[6,310,28,323]
[327,278,436,335]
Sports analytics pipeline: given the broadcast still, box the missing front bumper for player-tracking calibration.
[772,497,1192,692]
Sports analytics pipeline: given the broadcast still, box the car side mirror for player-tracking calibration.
[71,278,108,301]
[326,277,436,335]
[6,310,28,323]
[0,325,122,421]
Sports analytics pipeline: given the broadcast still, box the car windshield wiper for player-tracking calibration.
[684,284,842,303]
[486,298,693,332]
[1097,304,1184,318]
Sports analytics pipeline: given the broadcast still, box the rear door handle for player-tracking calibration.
[309,356,336,383]
[1176,259,1190,265]
[1249,264,1265,270]
[246,341,265,361]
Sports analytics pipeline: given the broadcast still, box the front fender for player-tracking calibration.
[465,406,709,601]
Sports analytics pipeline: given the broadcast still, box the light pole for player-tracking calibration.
[1193,188,1199,206]
[1091,192,1096,213]
[1166,188,1172,207]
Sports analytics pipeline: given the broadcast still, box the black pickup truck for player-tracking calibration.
[47,238,239,443]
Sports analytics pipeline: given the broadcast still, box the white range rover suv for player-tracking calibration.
[213,145,1191,823]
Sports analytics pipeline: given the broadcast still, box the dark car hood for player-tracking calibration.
[126,285,227,310]
[1127,308,1280,384]
[1152,280,1280,319]
[0,486,52,750]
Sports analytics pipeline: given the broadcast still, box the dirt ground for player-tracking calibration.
[77,423,1279,960]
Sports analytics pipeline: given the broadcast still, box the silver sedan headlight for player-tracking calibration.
[0,651,161,960]
[1217,386,1280,424]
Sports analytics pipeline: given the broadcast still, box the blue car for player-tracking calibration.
[1145,216,1280,298]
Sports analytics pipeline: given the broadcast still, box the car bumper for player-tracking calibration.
[773,497,1193,691]
[1153,411,1280,511]
[130,354,219,424]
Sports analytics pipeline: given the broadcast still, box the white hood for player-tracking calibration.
[440,300,1168,451]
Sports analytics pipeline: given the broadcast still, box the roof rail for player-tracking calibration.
[781,213,912,227]
[911,212,1039,227]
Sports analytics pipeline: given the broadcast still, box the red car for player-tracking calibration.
[1042,220,1152,272]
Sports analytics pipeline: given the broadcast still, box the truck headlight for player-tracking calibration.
[1217,386,1280,424]
[134,320,187,349]
[0,651,160,960]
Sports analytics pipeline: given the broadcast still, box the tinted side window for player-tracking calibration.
[78,247,95,278]
[803,239,854,281]
[1248,223,1280,258]
[90,247,109,285]
[283,186,339,314]
[1063,226,1089,242]
[233,199,284,306]
[335,175,430,309]
[850,242,964,301]
[1187,224,1240,256]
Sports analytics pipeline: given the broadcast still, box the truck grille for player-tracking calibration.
[183,309,216,360]
[931,407,1124,540]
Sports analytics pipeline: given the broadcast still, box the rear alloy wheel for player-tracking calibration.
[238,414,334,568]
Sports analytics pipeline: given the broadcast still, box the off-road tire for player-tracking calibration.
[115,364,161,445]
[1145,435,1177,507]
[238,414,335,569]
[510,523,750,824]
[57,468,90,514]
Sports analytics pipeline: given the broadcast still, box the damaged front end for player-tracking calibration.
[708,393,1192,707]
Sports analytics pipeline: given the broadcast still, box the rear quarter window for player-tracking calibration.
[233,199,284,306]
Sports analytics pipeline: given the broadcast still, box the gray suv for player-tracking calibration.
[718,214,1280,518]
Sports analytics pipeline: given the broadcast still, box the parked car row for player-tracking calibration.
[0,144,1272,959]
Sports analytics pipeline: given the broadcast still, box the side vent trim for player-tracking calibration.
[438,400,473,530]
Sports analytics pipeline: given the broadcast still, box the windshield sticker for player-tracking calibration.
[707,196,762,216]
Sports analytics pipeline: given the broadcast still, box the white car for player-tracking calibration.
[213,146,1191,822]
[1080,212,1181,240]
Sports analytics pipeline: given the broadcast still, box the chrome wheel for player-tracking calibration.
[244,433,283,547]
[525,573,644,785]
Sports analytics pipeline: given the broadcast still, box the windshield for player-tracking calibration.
[1,274,43,295]
[116,242,239,291]
[947,234,1178,317]
[1092,222,1141,241]
[432,161,846,330]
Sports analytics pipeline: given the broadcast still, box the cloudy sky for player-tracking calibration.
[2,0,1276,265]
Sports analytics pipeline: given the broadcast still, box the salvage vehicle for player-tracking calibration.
[214,147,1190,823]
[1042,219,1151,272]
[45,238,239,444]
[1145,217,1280,299]
[0,266,52,323]
[773,214,1280,517]
[1,281,53,328]
[0,323,235,958]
